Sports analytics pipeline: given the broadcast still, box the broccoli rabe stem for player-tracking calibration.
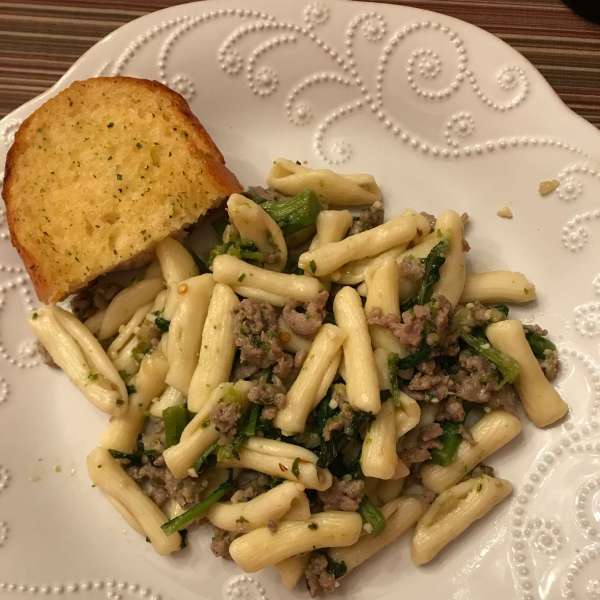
[460,331,521,385]
[161,469,235,535]
[388,353,401,406]
[525,330,556,358]
[401,236,450,312]
[163,406,188,449]
[357,496,386,538]
[193,440,218,472]
[208,239,268,267]
[430,422,462,466]
[259,189,322,237]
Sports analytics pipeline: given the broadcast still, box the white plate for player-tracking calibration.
[1,1,600,598]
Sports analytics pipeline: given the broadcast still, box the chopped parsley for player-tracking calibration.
[309,260,317,274]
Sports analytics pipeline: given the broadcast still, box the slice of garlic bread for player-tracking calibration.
[3,76,242,303]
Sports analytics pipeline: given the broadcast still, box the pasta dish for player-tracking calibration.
[30,157,566,596]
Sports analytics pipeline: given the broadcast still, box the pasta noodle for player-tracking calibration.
[229,511,363,572]
[212,254,322,304]
[206,481,305,532]
[361,398,398,479]
[310,209,353,250]
[394,391,421,439]
[329,496,424,571]
[30,306,128,416]
[411,476,512,565]
[460,271,536,304]
[218,446,332,491]
[87,447,181,555]
[277,315,312,354]
[420,410,522,493]
[364,254,407,357]
[298,215,417,276]
[156,237,199,319]
[227,193,287,272]
[274,554,310,590]
[230,285,287,307]
[98,278,165,340]
[274,324,347,435]
[164,381,252,478]
[165,274,214,395]
[186,283,239,413]
[486,320,567,426]
[149,385,186,418]
[100,350,169,453]
[334,286,381,414]
[432,210,466,307]
[266,158,382,205]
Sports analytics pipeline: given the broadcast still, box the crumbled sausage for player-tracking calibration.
[248,375,287,420]
[347,202,384,236]
[318,477,364,511]
[399,257,425,281]
[436,396,466,422]
[458,424,477,446]
[305,553,337,598]
[281,291,328,339]
[127,458,207,509]
[539,349,559,380]
[462,464,495,481]
[71,281,122,321]
[401,423,443,464]
[210,401,242,435]
[232,299,286,369]
[210,526,238,560]
[421,489,436,511]
[267,519,278,533]
[322,385,354,441]
[36,340,59,368]
[420,212,436,229]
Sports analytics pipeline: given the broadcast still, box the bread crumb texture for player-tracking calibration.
[3,77,242,303]
[496,206,513,219]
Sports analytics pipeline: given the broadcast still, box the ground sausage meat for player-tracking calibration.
[36,340,59,368]
[347,202,384,236]
[232,299,285,369]
[305,553,337,598]
[281,291,329,339]
[401,422,444,464]
[399,257,425,281]
[127,459,207,509]
[367,304,429,350]
[267,519,278,533]
[436,396,466,422]
[420,211,436,229]
[248,375,287,420]
[71,281,122,321]
[318,477,365,511]
[210,526,238,560]
[459,424,477,446]
[539,349,559,380]
[462,464,495,481]
[322,384,354,441]
[210,401,242,435]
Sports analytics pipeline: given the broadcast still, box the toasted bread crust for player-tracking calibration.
[3,76,242,303]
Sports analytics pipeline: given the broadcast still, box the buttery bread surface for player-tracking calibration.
[3,76,242,303]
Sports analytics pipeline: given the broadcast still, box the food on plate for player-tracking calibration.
[2,76,241,303]
[27,157,566,596]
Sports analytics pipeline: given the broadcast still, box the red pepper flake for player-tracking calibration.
[279,463,288,472]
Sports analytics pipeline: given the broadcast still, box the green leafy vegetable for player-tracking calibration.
[397,330,433,370]
[211,215,230,239]
[193,440,218,473]
[154,317,170,333]
[326,556,347,579]
[108,449,141,466]
[357,496,386,538]
[259,189,322,237]
[492,304,509,318]
[401,236,450,312]
[187,247,210,274]
[208,239,268,267]
[163,406,189,449]
[292,457,301,478]
[161,470,235,535]
[460,330,521,385]
[430,422,462,466]
[126,384,137,395]
[525,330,556,358]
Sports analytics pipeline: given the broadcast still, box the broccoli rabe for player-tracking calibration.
[208,238,268,266]
[401,235,450,312]
[259,189,322,237]
[460,330,521,385]
[525,330,556,358]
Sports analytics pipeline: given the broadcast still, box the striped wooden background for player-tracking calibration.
[0,0,599,127]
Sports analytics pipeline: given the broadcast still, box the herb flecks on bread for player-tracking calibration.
[2,76,242,303]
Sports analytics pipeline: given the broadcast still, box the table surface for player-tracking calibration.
[0,0,598,128]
